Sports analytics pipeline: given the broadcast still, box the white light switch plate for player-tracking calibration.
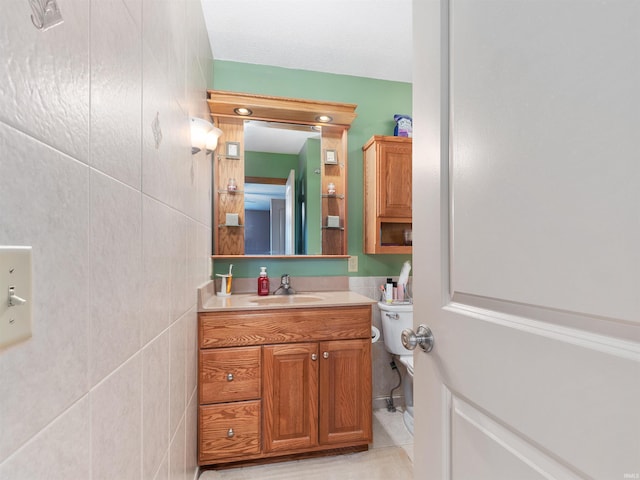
[0,246,32,348]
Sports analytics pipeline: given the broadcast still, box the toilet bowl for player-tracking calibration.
[377,301,415,435]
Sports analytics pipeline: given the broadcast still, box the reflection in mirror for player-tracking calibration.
[243,121,322,255]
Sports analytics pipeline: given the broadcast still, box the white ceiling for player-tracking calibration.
[200,0,413,83]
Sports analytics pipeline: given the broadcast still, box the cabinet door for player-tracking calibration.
[378,141,412,218]
[319,339,372,445]
[263,343,319,453]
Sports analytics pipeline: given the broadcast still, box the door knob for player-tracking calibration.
[401,325,434,353]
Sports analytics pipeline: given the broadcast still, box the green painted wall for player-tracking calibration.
[245,151,298,178]
[212,61,412,278]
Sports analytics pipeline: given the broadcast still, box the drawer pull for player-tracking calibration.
[226,373,234,382]
[323,352,329,359]
[227,428,235,438]
[311,353,317,361]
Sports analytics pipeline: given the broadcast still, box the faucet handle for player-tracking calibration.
[280,273,290,285]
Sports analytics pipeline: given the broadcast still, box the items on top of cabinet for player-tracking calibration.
[393,114,412,138]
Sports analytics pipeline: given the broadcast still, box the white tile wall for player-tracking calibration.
[90,0,142,189]
[0,0,90,161]
[89,171,143,386]
[143,332,171,479]
[91,354,143,480]
[0,0,212,478]
[0,397,90,480]
[0,124,90,461]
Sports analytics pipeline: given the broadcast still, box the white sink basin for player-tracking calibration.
[248,295,324,305]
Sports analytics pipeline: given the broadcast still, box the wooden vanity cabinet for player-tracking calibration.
[198,305,372,467]
[363,135,412,254]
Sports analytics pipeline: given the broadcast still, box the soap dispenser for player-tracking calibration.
[258,267,270,296]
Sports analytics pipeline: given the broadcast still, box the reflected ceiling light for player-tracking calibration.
[234,107,253,116]
[315,115,333,123]
[190,117,221,155]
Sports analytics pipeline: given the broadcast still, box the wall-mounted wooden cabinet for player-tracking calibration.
[363,136,412,254]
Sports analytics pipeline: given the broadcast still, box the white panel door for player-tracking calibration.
[412,1,640,479]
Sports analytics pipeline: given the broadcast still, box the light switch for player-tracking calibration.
[0,246,32,348]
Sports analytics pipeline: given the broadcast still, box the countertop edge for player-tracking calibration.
[197,282,376,312]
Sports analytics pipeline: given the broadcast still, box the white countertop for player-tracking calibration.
[198,286,375,312]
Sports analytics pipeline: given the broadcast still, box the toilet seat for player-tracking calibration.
[398,355,414,376]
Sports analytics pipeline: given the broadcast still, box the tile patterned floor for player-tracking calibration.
[199,409,414,480]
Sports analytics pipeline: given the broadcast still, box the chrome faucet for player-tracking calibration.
[273,273,295,295]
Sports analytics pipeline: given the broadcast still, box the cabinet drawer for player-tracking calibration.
[199,401,261,463]
[200,306,371,348]
[200,346,261,404]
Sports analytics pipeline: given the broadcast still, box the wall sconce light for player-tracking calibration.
[205,127,223,154]
[190,117,222,155]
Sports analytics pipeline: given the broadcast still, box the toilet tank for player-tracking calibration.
[377,302,413,355]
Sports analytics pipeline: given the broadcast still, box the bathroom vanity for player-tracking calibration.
[197,289,375,467]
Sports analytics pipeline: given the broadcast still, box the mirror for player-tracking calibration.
[243,121,322,255]
[208,89,357,257]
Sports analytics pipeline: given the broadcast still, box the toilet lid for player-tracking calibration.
[399,355,414,375]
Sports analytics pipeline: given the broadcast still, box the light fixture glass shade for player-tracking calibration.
[190,117,214,154]
[205,126,223,153]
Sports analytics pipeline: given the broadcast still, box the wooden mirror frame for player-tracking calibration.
[207,90,357,258]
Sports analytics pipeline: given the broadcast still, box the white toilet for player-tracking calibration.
[378,301,414,435]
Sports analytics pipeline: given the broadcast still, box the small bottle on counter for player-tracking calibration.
[258,267,270,296]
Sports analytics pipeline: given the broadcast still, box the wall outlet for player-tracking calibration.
[348,255,358,272]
